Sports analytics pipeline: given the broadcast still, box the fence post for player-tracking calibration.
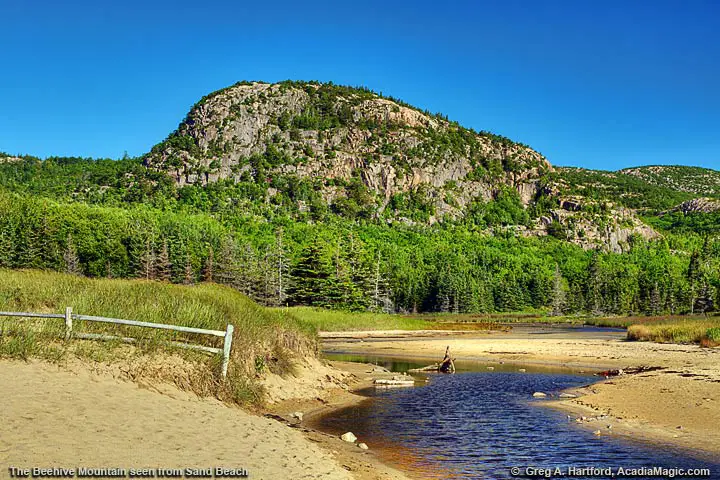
[64,307,73,340]
[221,324,234,379]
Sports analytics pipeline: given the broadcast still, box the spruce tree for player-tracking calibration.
[648,283,661,316]
[370,251,393,312]
[215,236,240,288]
[587,254,604,315]
[550,264,566,316]
[688,250,701,314]
[0,227,13,268]
[63,234,81,275]
[288,242,333,307]
[156,240,172,282]
[183,252,194,285]
[139,238,156,280]
[203,245,215,282]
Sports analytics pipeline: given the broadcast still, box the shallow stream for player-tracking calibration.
[315,354,719,479]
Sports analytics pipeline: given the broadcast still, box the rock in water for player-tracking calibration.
[559,393,577,398]
[358,443,369,450]
[532,392,547,398]
[341,432,357,443]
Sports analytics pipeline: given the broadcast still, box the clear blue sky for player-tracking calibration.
[1,0,719,170]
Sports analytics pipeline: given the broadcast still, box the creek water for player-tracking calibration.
[316,354,720,479]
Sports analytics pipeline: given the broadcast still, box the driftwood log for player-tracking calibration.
[408,358,456,374]
[374,378,415,386]
[408,364,441,373]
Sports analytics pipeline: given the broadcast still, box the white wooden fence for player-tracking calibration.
[0,308,234,378]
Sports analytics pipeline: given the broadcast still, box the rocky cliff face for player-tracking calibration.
[536,201,661,253]
[669,197,720,214]
[143,81,551,222]
[142,80,660,251]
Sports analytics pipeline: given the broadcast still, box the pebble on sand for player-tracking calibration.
[341,432,357,443]
[358,443,369,450]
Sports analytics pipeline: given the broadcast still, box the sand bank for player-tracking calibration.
[0,359,409,480]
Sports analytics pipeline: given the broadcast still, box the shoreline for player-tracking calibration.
[319,330,720,461]
[3,326,718,480]
[266,360,429,480]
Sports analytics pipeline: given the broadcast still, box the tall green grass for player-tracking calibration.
[278,307,510,332]
[277,307,433,331]
[0,269,317,404]
[626,317,720,345]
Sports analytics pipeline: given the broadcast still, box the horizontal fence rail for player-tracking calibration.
[0,311,65,319]
[0,308,234,379]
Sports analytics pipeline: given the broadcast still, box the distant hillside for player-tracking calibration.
[553,167,699,212]
[619,165,720,197]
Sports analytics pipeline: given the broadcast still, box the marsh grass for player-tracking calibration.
[626,316,720,345]
[279,307,434,331]
[279,307,514,331]
[279,306,720,349]
[0,269,318,405]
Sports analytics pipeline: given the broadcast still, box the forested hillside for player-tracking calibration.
[1,81,718,317]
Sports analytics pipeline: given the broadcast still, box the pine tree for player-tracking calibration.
[648,283,661,315]
[38,212,58,269]
[203,245,215,282]
[215,236,240,288]
[17,222,42,269]
[550,264,566,316]
[156,240,172,282]
[273,230,290,306]
[688,250,701,314]
[139,238,156,280]
[370,251,393,312]
[0,226,13,268]
[288,242,334,307]
[183,252,194,285]
[63,234,81,275]
[235,243,261,298]
[587,254,604,315]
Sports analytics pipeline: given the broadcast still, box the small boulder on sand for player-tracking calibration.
[532,392,547,398]
[559,393,577,398]
[358,443,369,450]
[291,412,304,422]
[341,432,357,443]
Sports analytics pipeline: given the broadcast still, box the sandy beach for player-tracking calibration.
[2,325,719,480]
[322,326,720,458]
[0,359,409,480]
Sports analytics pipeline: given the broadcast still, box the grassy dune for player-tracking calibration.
[0,269,317,404]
